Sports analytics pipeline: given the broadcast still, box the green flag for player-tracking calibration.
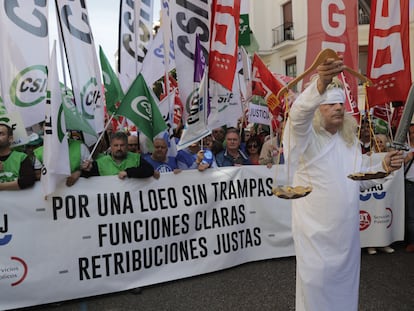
[99,46,124,114]
[117,74,167,140]
[60,83,97,137]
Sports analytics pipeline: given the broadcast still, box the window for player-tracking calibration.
[285,57,297,92]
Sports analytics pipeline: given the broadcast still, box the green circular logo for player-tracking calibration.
[80,77,102,120]
[10,65,47,108]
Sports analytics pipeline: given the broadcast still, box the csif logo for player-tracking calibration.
[80,78,102,120]
[0,257,28,286]
[131,96,152,122]
[359,210,371,231]
[10,65,47,107]
[359,184,386,201]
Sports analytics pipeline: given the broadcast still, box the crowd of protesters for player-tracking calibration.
[0,114,413,255]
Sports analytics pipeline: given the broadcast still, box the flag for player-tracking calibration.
[193,34,206,83]
[170,0,211,116]
[209,0,241,91]
[366,0,412,106]
[0,2,49,127]
[99,46,124,114]
[117,74,167,140]
[118,0,154,91]
[178,69,211,150]
[208,48,244,129]
[340,72,361,123]
[177,36,210,150]
[41,43,70,197]
[56,0,105,144]
[60,84,97,137]
[304,0,358,96]
[251,54,285,119]
[141,27,176,86]
[160,75,184,128]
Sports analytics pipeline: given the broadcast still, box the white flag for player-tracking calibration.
[56,0,104,142]
[41,43,70,198]
[177,69,211,150]
[141,27,175,86]
[118,0,154,91]
[170,0,211,117]
[0,1,49,127]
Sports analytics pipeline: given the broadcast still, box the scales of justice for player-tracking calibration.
[270,48,414,200]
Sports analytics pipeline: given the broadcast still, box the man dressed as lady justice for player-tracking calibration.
[283,55,404,311]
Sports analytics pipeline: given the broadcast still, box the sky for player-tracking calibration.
[49,0,161,70]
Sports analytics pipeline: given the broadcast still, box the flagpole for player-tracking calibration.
[87,113,116,160]
[55,4,69,94]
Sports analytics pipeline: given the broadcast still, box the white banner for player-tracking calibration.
[170,0,211,116]
[359,168,405,247]
[0,1,49,127]
[0,166,404,310]
[56,0,104,136]
[118,0,154,91]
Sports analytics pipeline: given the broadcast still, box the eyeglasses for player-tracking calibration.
[247,144,258,148]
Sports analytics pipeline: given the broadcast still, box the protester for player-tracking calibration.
[81,131,158,179]
[127,132,140,154]
[245,136,262,165]
[176,141,202,169]
[197,134,219,171]
[216,127,251,167]
[360,117,372,154]
[0,124,36,190]
[143,137,181,174]
[372,133,390,153]
[24,133,43,180]
[404,123,414,253]
[203,134,223,156]
[282,56,404,311]
[212,127,226,145]
[34,138,91,187]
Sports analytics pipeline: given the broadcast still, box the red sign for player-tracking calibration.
[366,0,412,106]
[305,0,358,96]
[208,0,241,91]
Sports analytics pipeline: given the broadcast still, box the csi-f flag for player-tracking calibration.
[117,74,167,140]
[42,43,70,198]
[99,46,124,114]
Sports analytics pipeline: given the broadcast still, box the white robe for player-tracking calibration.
[283,81,383,311]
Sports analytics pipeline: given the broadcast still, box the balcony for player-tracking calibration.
[272,23,294,47]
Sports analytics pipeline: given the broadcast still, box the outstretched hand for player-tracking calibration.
[316,55,344,94]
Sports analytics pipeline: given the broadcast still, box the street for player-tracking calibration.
[16,242,414,311]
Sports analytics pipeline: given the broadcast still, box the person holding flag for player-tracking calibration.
[81,131,158,180]
[0,123,36,190]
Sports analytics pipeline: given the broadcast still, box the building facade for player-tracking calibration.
[249,0,414,105]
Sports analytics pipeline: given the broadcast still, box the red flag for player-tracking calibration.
[304,0,358,97]
[208,0,241,91]
[390,105,404,131]
[366,0,412,106]
[339,73,361,123]
[251,54,285,119]
[372,103,392,122]
[160,75,184,128]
